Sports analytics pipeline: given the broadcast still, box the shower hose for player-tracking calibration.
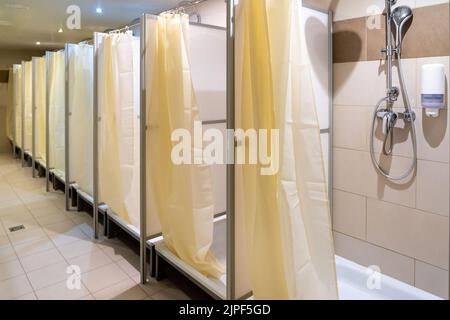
[370,58,418,181]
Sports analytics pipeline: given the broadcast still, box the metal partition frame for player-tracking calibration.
[12,66,17,158]
[93,33,101,239]
[64,45,71,211]
[139,14,148,285]
[302,1,334,226]
[31,57,38,178]
[45,52,51,192]
[328,10,334,226]
[21,61,26,167]
[226,0,236,301]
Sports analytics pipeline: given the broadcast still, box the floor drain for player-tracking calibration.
[9,225,25,232]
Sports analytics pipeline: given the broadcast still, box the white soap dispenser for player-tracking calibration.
[421,64,446,118]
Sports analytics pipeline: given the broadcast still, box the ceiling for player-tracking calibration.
[0,0,181,50]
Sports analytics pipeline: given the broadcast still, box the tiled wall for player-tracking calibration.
[332,0,450,298]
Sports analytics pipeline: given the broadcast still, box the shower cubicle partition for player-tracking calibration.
[93,30,142,239]
[32,56,47,178]
[45,50,66,192]
[65,43,94,211]
[140,13,228,299]
[225,0,333,300]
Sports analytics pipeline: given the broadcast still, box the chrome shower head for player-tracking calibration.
[392,6,413,54]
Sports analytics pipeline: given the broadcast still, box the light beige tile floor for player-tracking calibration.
[0,153,191,300]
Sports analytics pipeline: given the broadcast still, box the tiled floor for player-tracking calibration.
[0,153,192,300]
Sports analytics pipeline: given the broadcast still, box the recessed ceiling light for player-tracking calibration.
[58,28,63,33]
[96,7,103,14]
[36,41,41,45]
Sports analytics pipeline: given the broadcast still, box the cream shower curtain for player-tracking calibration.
[13,65,22,148]
[147,13,224,278]
[98,32,140,227]
[6,68,14,141]
[69,45,94,195]
[235,0,338,299]
[48,51,66,173]
[22,61,32,152]
[34,57,47,162]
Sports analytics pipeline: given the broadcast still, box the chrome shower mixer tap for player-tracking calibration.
[370,0,418,179]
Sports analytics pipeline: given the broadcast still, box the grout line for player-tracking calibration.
[335,230,414,262]
[334,187,450,219]
[333,146,450,165]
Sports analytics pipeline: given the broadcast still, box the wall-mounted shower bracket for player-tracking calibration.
[387,87,400,103]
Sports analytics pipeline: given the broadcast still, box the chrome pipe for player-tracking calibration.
[385,0,394,96]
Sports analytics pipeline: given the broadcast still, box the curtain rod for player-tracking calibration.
[106,18,141,34]
[106,0,208,34]
[164,0,208,14]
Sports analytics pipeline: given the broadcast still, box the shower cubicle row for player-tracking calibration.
[6,0,333,300]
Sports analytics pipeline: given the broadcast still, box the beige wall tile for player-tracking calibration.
[334,148,416,207]
[334,59,417,108]
[416,109,450,163]
[333,190,367,240]
[390,59,418,107]
[334,61,385,106]
[334,148,372,196]
[416,0,449,8]
[367,198,449,269]
[415,0,449,8]
[333,106,371,151]
[370,153,417,207]
[334,231,415,284]
[415,260,449,299]
[416,160,450,216]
